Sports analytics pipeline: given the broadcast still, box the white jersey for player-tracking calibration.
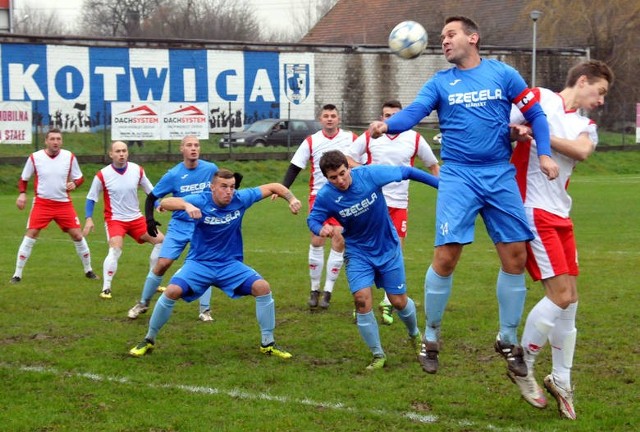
[511,87,597,218]
[290,129,357,196]
[347,130,438,208]
[86,162,154,222]
[20,149,82,202]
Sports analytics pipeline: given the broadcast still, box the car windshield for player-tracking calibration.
[245,120,274,133]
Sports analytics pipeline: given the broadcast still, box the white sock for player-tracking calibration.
[149,243,162,271]
[73,238,93,272]
[308,245,324,291]
[14,236,36,278]
[103,247,122,290]
[521,296,563,372]
[549,302,578,388]
[323,248,344,293]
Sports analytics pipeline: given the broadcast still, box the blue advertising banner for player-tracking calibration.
[0,43,315,133]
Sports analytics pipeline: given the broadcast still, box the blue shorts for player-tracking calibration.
[345,247,407,295]
[159,219,194,260]
[169,259,262,302]
[434,162,533,246]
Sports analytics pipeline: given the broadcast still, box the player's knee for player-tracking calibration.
[548,287,574,309]
[353,290,372,313]
[251,280,271,296]
[164,284,182,300]
[388,294,407,310]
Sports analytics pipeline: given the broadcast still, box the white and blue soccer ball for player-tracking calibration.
[388,21,428,59]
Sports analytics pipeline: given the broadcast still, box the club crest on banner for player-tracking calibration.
[284,63,310,105]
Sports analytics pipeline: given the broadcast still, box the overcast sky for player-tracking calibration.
[13,0,312,32]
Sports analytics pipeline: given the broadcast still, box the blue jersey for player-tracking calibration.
[152,160,218,222]
[388,59,531,165]
[308,165,402,264]
[183,187,263,262]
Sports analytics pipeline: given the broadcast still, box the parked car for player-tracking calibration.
[219,118,322,148]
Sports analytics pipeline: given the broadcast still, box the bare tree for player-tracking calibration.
[12,5,71,36]
[80,0,166,37]
[529,0,640,129]
[79,0,260,41]
[142,0,260,41]
[267,0,339,42]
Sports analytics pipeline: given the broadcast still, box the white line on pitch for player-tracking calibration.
[3,363,525,431]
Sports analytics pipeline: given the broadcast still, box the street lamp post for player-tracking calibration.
[530,10,543,88]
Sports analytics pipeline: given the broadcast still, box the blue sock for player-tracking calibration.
[255,293,275,346]
[199,287,212,313]
[496,269,526,345]
[424,265,452,342]
[357,310,384,357]
[396,297,419,338]
[146,294,175,342]
[141,271,163,304]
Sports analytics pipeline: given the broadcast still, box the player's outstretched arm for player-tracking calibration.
[161,197,202,219]
[259,183,301,215]
[400,166,439,189]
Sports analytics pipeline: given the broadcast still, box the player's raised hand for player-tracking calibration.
[288,197,301,215]
[368,120,388,138]
[185,203,202,219]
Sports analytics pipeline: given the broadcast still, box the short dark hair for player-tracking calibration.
[322,103,338,112]
[45,128,62,138]
[214,168,235,181]
[565,60,614,88]
[319,150,348,177]
[382,100,402,110]
[445,16,481,50]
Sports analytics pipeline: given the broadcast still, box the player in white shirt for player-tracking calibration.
[11,128,97,283]
[347,100,440,325]
[281,104,357,310]
[510,60,614,419]
[83,141,165,299]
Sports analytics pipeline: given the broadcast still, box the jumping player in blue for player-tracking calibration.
[308,150,438,370]
[369,16,560,376]
[129,168,301,359]
[127,136,219,321]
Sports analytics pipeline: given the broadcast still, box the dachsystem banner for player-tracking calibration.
[0,43,314,133]
[111,102,209,140]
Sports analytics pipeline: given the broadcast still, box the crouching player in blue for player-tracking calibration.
[129,168,302,359]
[307,150,439,370]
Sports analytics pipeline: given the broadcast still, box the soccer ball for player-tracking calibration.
[388,21,428,59]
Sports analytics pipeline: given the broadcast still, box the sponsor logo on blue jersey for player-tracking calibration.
[338,192,378,217]
[179,181,210,194]
[203,210,241,225]
[448,89,503,107]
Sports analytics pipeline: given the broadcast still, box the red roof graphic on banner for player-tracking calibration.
[168,105,204,116]
[118,105,157,116]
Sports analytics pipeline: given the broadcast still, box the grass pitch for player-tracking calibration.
[0,157,638,431]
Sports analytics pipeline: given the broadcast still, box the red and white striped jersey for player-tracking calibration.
[20,149,82,202]
[511,87,597,218]
[290,129,357,196]
[347,130,438,208]
[86,162,154,222]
